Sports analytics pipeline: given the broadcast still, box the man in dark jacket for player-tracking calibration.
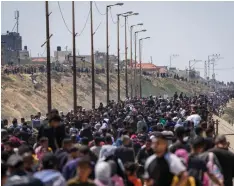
[79,123,93,142]
[114,135,135,164]
[37,115,65,152]
[209,135,234,186]
[136,139,154,166]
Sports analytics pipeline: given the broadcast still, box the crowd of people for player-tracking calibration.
[1,90,234,186]
[2,65,109,75]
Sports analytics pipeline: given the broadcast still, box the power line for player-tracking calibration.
[93,22,102,35]
[109,8,117,24]
[58,1,90,37]
[77,10,90,36]
[195,67,234,71]
[57,2,72,34]
[94,1,106,15]
[41,46,47,57]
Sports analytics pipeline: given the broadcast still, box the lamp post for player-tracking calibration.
[169,54,179,69]
[106,2,123,105]
[139,37,150,98]
[45,1,52,113]
[90,1,95,109]
[117,11,133,102]
[134,29,146,97]
[121,12,139,99]
[188,59,202,81]
[130,23,143,98]
[207,54,220,80]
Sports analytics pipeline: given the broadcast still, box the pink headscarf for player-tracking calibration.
[175,149,188,166]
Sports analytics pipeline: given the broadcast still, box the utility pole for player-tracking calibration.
[105,3,123,104]
[124,16,128,98]
[204,61,207,80]
[15,10,19,34]
[150,56,153,64]
[106,6,110,105]
[139,37,150,97]
[169,55,171,69]
[133,29,146,97]
[90,1,95,109]
[212,60,215,80]
[139,39,142,98]
[117,15,120,102]
[169,54,179,69]
[45,1,52,113]
[15,10,20,65]
[130,26,133,98]
[134,32,137,97]
[72,1,77,114]
[208,56,210,80]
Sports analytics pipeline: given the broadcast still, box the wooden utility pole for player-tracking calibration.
[134,32,137,97]
[117,15,120,102]
[106,6,110,105]
[139,39,142,98]
[72,1,77,114]
[90,1,95,109]
[45,1,52,113]
[124,16,128,98]
[130,26,133,98]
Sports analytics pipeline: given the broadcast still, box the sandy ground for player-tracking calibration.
[213,114,234,152]
[1,73,210,121]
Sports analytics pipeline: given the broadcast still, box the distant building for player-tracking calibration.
[94,51,117,67]
[54,51,71,63]
[136,63,157,72]
[1,42,6,64]
[31,57,47,64]
[1,31,22,64]
[19,46,29,60]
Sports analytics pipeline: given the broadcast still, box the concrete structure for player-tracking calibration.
[1,42,6,64]
[94,51,117,67]
[1,32,22,64]
[19,46,29,60]
[54,50,71,63]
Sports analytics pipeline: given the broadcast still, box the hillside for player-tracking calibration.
[221,100,234,124]
[1,72,210,120]
[213,114,234,152]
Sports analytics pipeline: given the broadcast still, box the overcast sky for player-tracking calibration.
[1,1,234,82]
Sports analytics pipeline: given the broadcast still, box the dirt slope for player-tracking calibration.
[221,100,234,123]
[213,115,234,152]
[1,72,210,121]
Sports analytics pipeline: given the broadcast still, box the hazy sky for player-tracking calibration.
[1,1,234,82]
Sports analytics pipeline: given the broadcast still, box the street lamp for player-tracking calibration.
[120,12,139,99]
[134,29,146,97]
[130,23,143,98]
[116,11,133,102]
[106,2,123,104]
[139,37,150,98]
[207,54,220,80]
[188,59,202,81]
[169,54,179,69]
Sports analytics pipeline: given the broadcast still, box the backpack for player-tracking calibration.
[102,153,134,186]
[206,152,223,186]
[187,155,204,186]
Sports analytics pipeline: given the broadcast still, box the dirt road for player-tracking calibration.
[213,115,234,152]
